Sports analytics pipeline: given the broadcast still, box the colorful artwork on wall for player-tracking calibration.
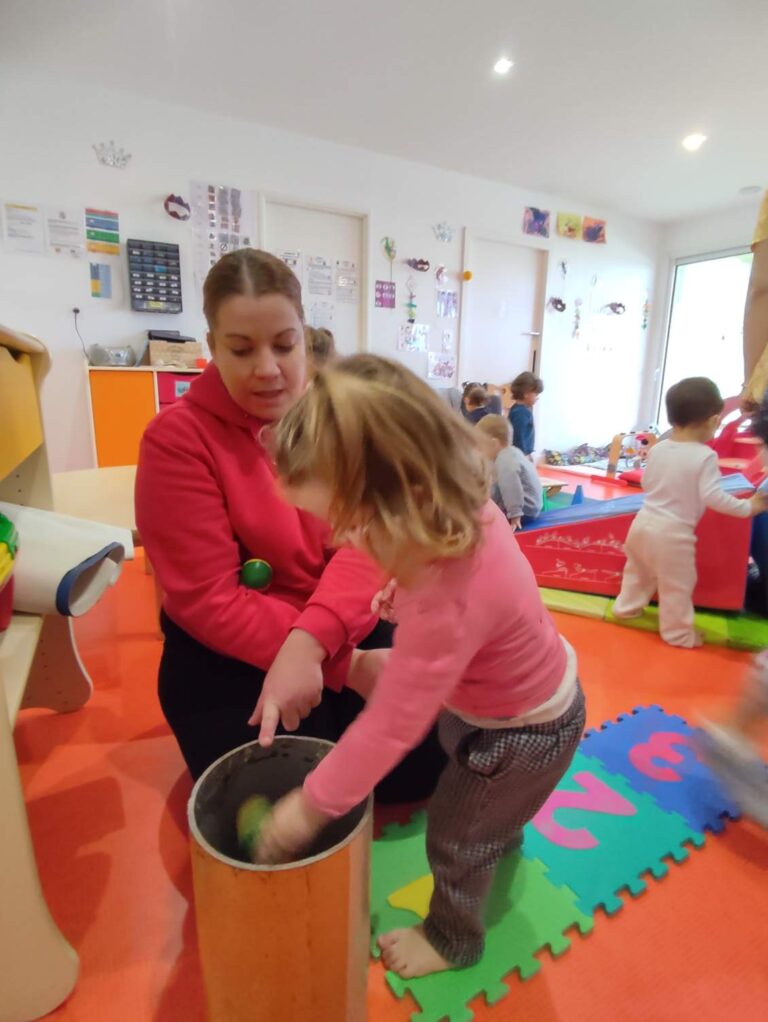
[556,213,583,240]
[583,217,607,244]
[523,207,550,238]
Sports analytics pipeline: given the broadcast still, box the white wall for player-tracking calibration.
[637,197,762,424]
[0,68,659,470]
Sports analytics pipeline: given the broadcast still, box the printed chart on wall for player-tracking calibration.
[85,208,120,255]
[45,208,86,258]
[335,259,358,303]
[1,201,45,254]
[190,181,256,291]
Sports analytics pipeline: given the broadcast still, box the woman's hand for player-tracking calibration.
[249,629,326,746]
[257,788,330,864]
[346,648,390,700]
[371,578,397,622]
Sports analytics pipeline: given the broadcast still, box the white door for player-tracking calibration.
[262,200,365,355]
[460,238,546,385]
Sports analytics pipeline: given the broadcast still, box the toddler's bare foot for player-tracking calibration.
[664,630,704,648]
[612,607,644,620]
[378,925,452,978]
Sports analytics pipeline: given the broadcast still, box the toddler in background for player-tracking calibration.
[462,383,491,424]
[254,355,585,978]
[476,414,543,529]
[508,372,543,458]
[613,377,767,648]
[304,326,336,373]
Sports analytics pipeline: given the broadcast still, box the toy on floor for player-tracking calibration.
[371,706,736,1022]
[0,511,18,631]
[236,795,273,862]
[607,427,659,478]
[240,558,273,590]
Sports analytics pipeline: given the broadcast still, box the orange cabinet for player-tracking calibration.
[88,367,202,467]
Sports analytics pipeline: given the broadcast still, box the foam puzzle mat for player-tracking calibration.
[539,587,768,650]
[371,706,738,1022]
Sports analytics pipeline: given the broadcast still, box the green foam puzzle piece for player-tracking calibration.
[539,587,611,619]
[541,584,768,650]
[372,815,592,1022]
[726,611,768,650]
[371,811,431,955]
[523,751,704,915]
[605,601,731,647]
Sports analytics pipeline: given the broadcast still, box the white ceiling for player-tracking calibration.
[2,0,767,222]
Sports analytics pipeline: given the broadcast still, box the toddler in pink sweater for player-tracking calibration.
[253,355,585,977]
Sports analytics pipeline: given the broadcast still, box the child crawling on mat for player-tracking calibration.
[250,354,585,977]
[613,377,767,648]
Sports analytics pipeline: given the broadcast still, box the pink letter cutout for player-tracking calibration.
[629,730,692,782]
[532,771,636,849]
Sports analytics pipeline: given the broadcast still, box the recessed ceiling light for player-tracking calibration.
[494,57,514,75]
[682,133,707,152]
[739,185,761,196]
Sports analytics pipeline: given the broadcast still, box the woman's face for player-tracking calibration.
[208,293,306,420]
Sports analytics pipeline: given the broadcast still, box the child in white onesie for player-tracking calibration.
[614,378,767,648]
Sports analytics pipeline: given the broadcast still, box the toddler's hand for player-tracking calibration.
[749,492,768,516]
[508,517,522,531]
[371,578,398,622]
[346,648,390,700]
[256,788,329,865]
[248,628,325,746]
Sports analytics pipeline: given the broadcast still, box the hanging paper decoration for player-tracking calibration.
[547,297,567,313]
[435,264,446,284]
[164,194,192,221]
[382,237,397,281]
[641,297,650,330]
[573,297,582,338]
[432,221,454,243]
[406,258,430,272]
[603,302,626,315]
[405,276,417,323]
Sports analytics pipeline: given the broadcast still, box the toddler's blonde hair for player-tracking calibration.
[273,355,488,576]
[476,414,512,447]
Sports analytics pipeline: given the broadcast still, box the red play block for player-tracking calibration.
[518,509,751,611]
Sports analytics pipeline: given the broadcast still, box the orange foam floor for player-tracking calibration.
[14,552,768,1022]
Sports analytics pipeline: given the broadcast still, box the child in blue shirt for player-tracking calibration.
[462,383,491,424]
[508,372,543,457]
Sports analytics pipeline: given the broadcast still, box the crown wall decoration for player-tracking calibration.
[92,140,132,169]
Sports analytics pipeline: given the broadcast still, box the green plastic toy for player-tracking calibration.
[236,795,273,863]
[240,558,273,590]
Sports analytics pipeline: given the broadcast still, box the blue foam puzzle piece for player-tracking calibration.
[581,705,740,834]
[523,472,752,531]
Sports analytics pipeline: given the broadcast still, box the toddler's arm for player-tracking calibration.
[303,592,475,818]
[699,454,765,517]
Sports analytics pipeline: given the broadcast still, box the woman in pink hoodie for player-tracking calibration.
[135,249,443,791]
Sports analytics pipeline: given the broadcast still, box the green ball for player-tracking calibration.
[236,795,272,863]
[240,558,273,590]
